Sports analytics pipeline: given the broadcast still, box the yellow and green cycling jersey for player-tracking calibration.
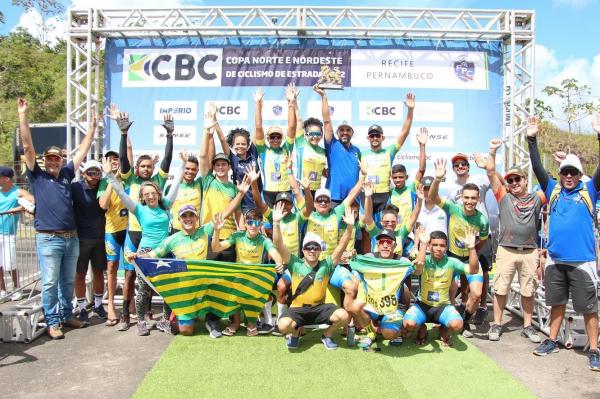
[97,178,128,234]
[120,169,168,232]
[152,223,214,260]
[419,255,468,306]
[306,203,346,260]
[288,255,335,307]
[362,143,399,193]
[223,231,275,264]
[256,137,294,192]
[263,199,307,256]
[440,199,489,258]
[200,173,239,240]
[390,181,418,226]
[295,135,327,191]
[167,179,202,231]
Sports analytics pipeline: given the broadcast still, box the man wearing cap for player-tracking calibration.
[72,160,107,323]
[446,151,495,325]
[416,176,448,235]
[198,118,241,263]
[273,206,355,350]
[485,138,545,343]
[313,85,362,207]
[0,166,34,301]
[18,98,96,338]
[254,86,297,207]
[527,115,600,371]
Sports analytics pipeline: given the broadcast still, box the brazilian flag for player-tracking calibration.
[134,258,276,323]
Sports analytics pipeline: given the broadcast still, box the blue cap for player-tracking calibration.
[0,166,14,178]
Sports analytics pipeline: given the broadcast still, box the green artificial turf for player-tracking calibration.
[133,328,534,399]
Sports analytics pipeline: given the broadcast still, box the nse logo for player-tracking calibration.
[123,49,222,87]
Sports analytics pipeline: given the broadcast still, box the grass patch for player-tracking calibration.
[134,327,534,399]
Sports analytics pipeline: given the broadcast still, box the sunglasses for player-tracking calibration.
[560,168,579,177]
[368,133,382,139]
[268,135,282,140]
[453,161,469,168]
[307,130,322,137]
[86,170,101,177]
[303,244,321,252]
[506,176,522,184]
[378,239,394,247]
[316,197,330,204]
[246,220,262,227]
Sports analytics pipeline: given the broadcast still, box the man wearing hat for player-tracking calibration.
[0,166,34,301]
[273,207,355,350]
[254,86,297,207]
[527,115,600,371]
[361,93,415,214]
[72,160,107,323]
[313,85,362,207]
[18,98,96,339]
[485,138,545,344]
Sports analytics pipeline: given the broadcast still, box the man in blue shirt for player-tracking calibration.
[527,115,600,371]
[314,85,361,207]
[18,98,96,339]
[72,160,107,323]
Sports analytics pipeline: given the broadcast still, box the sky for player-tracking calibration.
[1,0,599,131]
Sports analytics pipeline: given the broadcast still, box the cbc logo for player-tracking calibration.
[218,106,242,116]
[206,101,248,120]
[367,106,397,116]
[359,102,403,121]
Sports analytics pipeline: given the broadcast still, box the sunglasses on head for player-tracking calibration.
[453,161,469,168]
[560,167,579,177]
[316,197,330,204]
[303,244,321,251]
[246,220,262,227]
[368,133,382,139]
[506,176,522,184]
[378,239,394,247]
[307,130,322,137]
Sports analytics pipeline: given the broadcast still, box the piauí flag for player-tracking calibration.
[133,258,276,323]
[350,255,414,315]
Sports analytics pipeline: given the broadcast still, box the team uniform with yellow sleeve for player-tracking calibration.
[97,177,128,262]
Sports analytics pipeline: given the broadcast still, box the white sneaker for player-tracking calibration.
[11,291,22,301]
[0,290,6,298]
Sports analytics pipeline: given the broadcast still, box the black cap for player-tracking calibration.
[376,229,396,241]
[275,192,293,204]
[422,176,434,187]
[104,150,119,158]
[367,124,383,135]
[211,153,230,165]
[0,166,14,178]
[43,145,64,158]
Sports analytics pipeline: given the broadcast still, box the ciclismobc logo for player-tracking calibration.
[123,49,222,87]
[359,101,404,121]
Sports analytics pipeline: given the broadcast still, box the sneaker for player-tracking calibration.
[258,323,274,335]
[77,308,90,324]
[321,335,338,350]
[287,334,300,349]
[156,319,174,335]
[0,290,6,298]
[589,349,600,371]
[389,336,403,346]
[533,339,559,356]
[10,291,22,301]
[94,305,108,320]
[358,336,374,350]
[117,315,130,331]
[488,323,501,341]
[462,324,474,338]
[137,321,150,336]
[472,307,487,326]
[205,319,222,339]
[64,318,88,328]
[271,326,283,336]
[521,325,541,343]
[346,325,356,347]
[145,319,157,330]
[47,325,64,339]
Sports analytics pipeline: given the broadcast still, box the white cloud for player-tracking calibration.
[12,8,66,45]
[552,0,590,8]
[535,44,600,132]
[70,0,188,7]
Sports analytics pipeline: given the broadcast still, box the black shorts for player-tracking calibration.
[128,231,142,250]
[360,192,390,214]
[282,303,339,327]
[478,237,493,272]
[77,239,107,273]
[544,261,599,314]
[207,244,236,262]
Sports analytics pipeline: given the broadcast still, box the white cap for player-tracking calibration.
[302,232,325,250]
[82,160,102,173]
[559,154,583,174]
[314,188,331,200]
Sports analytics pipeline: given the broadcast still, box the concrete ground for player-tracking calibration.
[0,306,598,399]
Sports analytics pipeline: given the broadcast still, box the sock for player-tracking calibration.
[277,303,287,322]
[123,299,130,317]
[263,300,274,325]
[77,297,86,311]
[94,294,103,308]
[365,323,376,340]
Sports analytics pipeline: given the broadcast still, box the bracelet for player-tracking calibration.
[273,221,281,225]
[467,245,475,250]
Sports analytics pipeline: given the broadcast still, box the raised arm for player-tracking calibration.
[116,112,133,176]
[362,181,375,227]
[164,153,186,205]
[428,158,446,206]
[250,174,269,215]
[199,127,214,177]
[271,202,291,264]
[313,84,333,143]
[342,160,368,207]
[158,114,174,173]
[285,83,297,141]
[254,88,265,143]
[414,226,429,276]
[486,138,503,192]
[396,92,415,149]
[415,127,427,182]
[526,117,550,191]
[211,104,230,156]
[106,172,136,212]
[295,100,304,139]
[406,186,424,231]
[72,112,98,170]
[210,213,231,253]
[17,99,37,171]
[591,113,600,191]
[299,177,314,218]
[331,206,356,265]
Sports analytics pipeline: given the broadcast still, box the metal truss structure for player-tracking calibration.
[67,6,535,170]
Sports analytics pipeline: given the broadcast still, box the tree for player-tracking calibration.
[542,78,599,133]
[525,97,554,121]
[12,0,65,45]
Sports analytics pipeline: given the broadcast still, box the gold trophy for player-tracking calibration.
[316,65,344,90]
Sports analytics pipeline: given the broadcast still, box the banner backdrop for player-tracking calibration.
[104,37,503,176]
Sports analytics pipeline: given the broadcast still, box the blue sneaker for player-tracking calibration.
[321,335,338,350]
[589,349,600,371]
[533,339,559,356]
[287,335,300,349]
[94,305,108,320]
[78,308,90,323]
